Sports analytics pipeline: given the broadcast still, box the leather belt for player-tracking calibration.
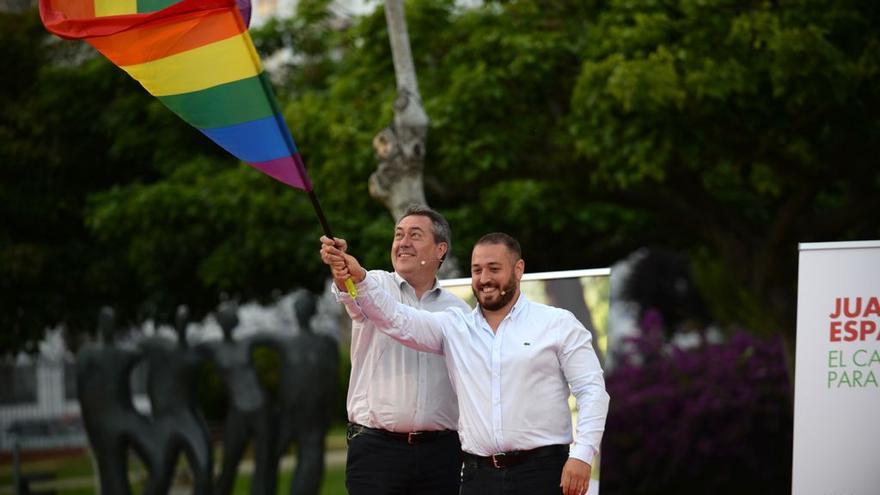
[347,423,456,445]
[463,444,569,469]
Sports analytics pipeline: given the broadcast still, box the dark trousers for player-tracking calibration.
[345,425,463,495]
[459,451,567,495]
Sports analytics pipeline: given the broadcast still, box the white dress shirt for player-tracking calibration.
[335,270,471,432]
[346,272,610,464]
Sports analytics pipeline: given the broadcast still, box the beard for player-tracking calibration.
[472,275,518,311]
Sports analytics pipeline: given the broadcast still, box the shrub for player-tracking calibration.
[601,319,792,495]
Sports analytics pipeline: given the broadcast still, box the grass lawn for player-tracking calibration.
[1,433,349,495]
[232,464,347,495]
[1,456,347,495]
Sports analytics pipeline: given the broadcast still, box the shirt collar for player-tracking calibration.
[392,271,442,297]
[507,291,528,319]
[474,290,529,324]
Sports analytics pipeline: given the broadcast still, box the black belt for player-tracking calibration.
[463,444,569,469]
[347,423,456,445]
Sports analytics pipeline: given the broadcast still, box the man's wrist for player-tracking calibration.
[354,271,372,292]
[568,444,596,466]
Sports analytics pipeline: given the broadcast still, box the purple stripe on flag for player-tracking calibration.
[236,0,251,27]
[249,153,312,191]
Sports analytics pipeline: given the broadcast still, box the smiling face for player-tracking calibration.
[391,214,447,278]
[470,242,524,312]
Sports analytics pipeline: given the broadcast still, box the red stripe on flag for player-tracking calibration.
[39,0,235,39]
[41,0,94,19]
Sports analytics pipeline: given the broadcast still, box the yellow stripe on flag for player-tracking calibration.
[120,32,263,97]
[94,0,137,16]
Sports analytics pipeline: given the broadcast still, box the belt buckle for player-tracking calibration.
[491,453,506,469]
[407,432,421,445]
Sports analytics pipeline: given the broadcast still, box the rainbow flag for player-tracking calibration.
[39,0,312,191]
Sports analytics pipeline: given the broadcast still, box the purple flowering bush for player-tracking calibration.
[601,316,792,495]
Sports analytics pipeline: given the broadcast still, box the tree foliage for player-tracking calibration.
[1,0,878,352]
[571,0,880,342]
[1,11,173,350]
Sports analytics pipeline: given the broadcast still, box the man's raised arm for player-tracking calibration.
[319,236,450,354]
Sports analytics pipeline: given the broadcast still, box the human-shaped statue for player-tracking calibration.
[141,305,213,494]
[76,306,164,495]
[202,301,277,495]
[273,291,339,495]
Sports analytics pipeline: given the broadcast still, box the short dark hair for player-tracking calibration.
[475,232,522,260]
[399,204,452,262]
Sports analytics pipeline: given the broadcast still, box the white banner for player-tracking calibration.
[792,241,880,495]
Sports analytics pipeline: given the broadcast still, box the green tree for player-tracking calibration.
[3,0,878,359]
[568,0,880,371]
[0,9,226,350]
[1,11,160,351]
[279,0,879,374]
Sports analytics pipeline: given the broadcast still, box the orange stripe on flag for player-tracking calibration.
[88,8,245,66]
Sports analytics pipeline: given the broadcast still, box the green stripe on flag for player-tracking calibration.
[137,0,181,13]
[159,73,276,129]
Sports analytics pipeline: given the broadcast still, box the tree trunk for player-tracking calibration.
[371,0,460,277]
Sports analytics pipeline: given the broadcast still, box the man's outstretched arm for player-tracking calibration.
[319,236,449,354]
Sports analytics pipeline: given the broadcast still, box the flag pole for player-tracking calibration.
[259,88,359,298]
[307,189,358,298]
[307,189,334,239]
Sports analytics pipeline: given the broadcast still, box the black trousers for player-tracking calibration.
[345,425,463,495]
[459,450,568,495]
